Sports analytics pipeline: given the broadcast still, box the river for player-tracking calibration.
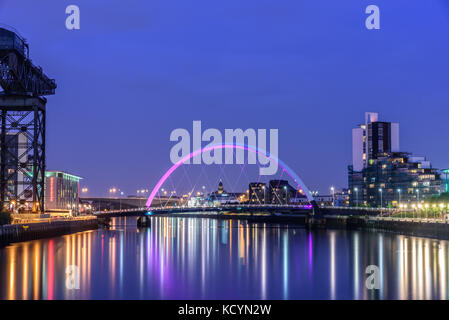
[0,216,448,300]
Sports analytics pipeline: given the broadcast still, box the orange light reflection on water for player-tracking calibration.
[1,217,449,300]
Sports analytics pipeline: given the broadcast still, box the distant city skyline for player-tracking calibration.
[1,1,449,197]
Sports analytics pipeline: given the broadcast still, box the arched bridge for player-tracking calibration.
[145,143,322,217]
[94,144,389,220]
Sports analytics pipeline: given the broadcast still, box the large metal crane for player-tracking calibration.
[0,26,56,213]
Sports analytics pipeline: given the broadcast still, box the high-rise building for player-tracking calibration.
[349,113,442,207]
[352,112,399,171]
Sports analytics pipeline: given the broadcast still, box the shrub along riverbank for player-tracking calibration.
[0,212,11,226]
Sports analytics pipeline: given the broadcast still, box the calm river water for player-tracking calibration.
[0,216,448,300]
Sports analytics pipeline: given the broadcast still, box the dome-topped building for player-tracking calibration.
[207,179,242,205]
[218,179,224,194]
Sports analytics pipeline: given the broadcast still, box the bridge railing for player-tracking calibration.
[93,204,405,216]
[149,204,313,211]
[93,207,148,215]
[321,206,400,212]
[93,204,314,215]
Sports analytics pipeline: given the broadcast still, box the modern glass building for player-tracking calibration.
[44,171,82,215]
[443,169,449,193]
[349,113,442,208]
[349,152,442,207]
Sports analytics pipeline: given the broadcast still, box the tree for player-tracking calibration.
[428,192,449,203]
[0,211,11,226]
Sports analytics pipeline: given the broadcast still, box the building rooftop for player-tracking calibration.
[45,170,83,181]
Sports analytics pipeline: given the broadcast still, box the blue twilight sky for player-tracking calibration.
[0,0,448,196]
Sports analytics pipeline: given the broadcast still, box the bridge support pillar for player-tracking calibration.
[137,216,151,228]
[306,201,326,229]
[305,215,327,229]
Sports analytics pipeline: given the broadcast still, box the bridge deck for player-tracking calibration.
[93,204,387,218]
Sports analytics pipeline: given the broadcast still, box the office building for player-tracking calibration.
[349,151,442,207]
[248,182,267,204]
[334,188,350,207]
[44,171,82,215]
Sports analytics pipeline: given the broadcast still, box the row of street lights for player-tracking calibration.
[400,203,448,210]
[378,188,419,209]
[328,186,418,209]
[81,187,153,198]
[351,187,429,209]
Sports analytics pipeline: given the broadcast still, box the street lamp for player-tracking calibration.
[354,187,359,207]
[10,200,16,213]
[120,191,124,211]
[283,186,288,205]
[378,188,383,216]
[425,203,429,220]
[397,189,401,208]
[109,187,117,197]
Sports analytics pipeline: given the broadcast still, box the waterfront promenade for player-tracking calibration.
[0,216,98,246]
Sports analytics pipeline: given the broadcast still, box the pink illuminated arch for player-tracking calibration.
[146,144,315,208]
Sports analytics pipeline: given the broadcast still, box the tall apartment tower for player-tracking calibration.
[352,112,399,172]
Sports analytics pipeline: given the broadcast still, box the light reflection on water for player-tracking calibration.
[0,216,449,300]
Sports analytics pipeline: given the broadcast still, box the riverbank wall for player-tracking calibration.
[0,218,99,247]
[339,217,449,240]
